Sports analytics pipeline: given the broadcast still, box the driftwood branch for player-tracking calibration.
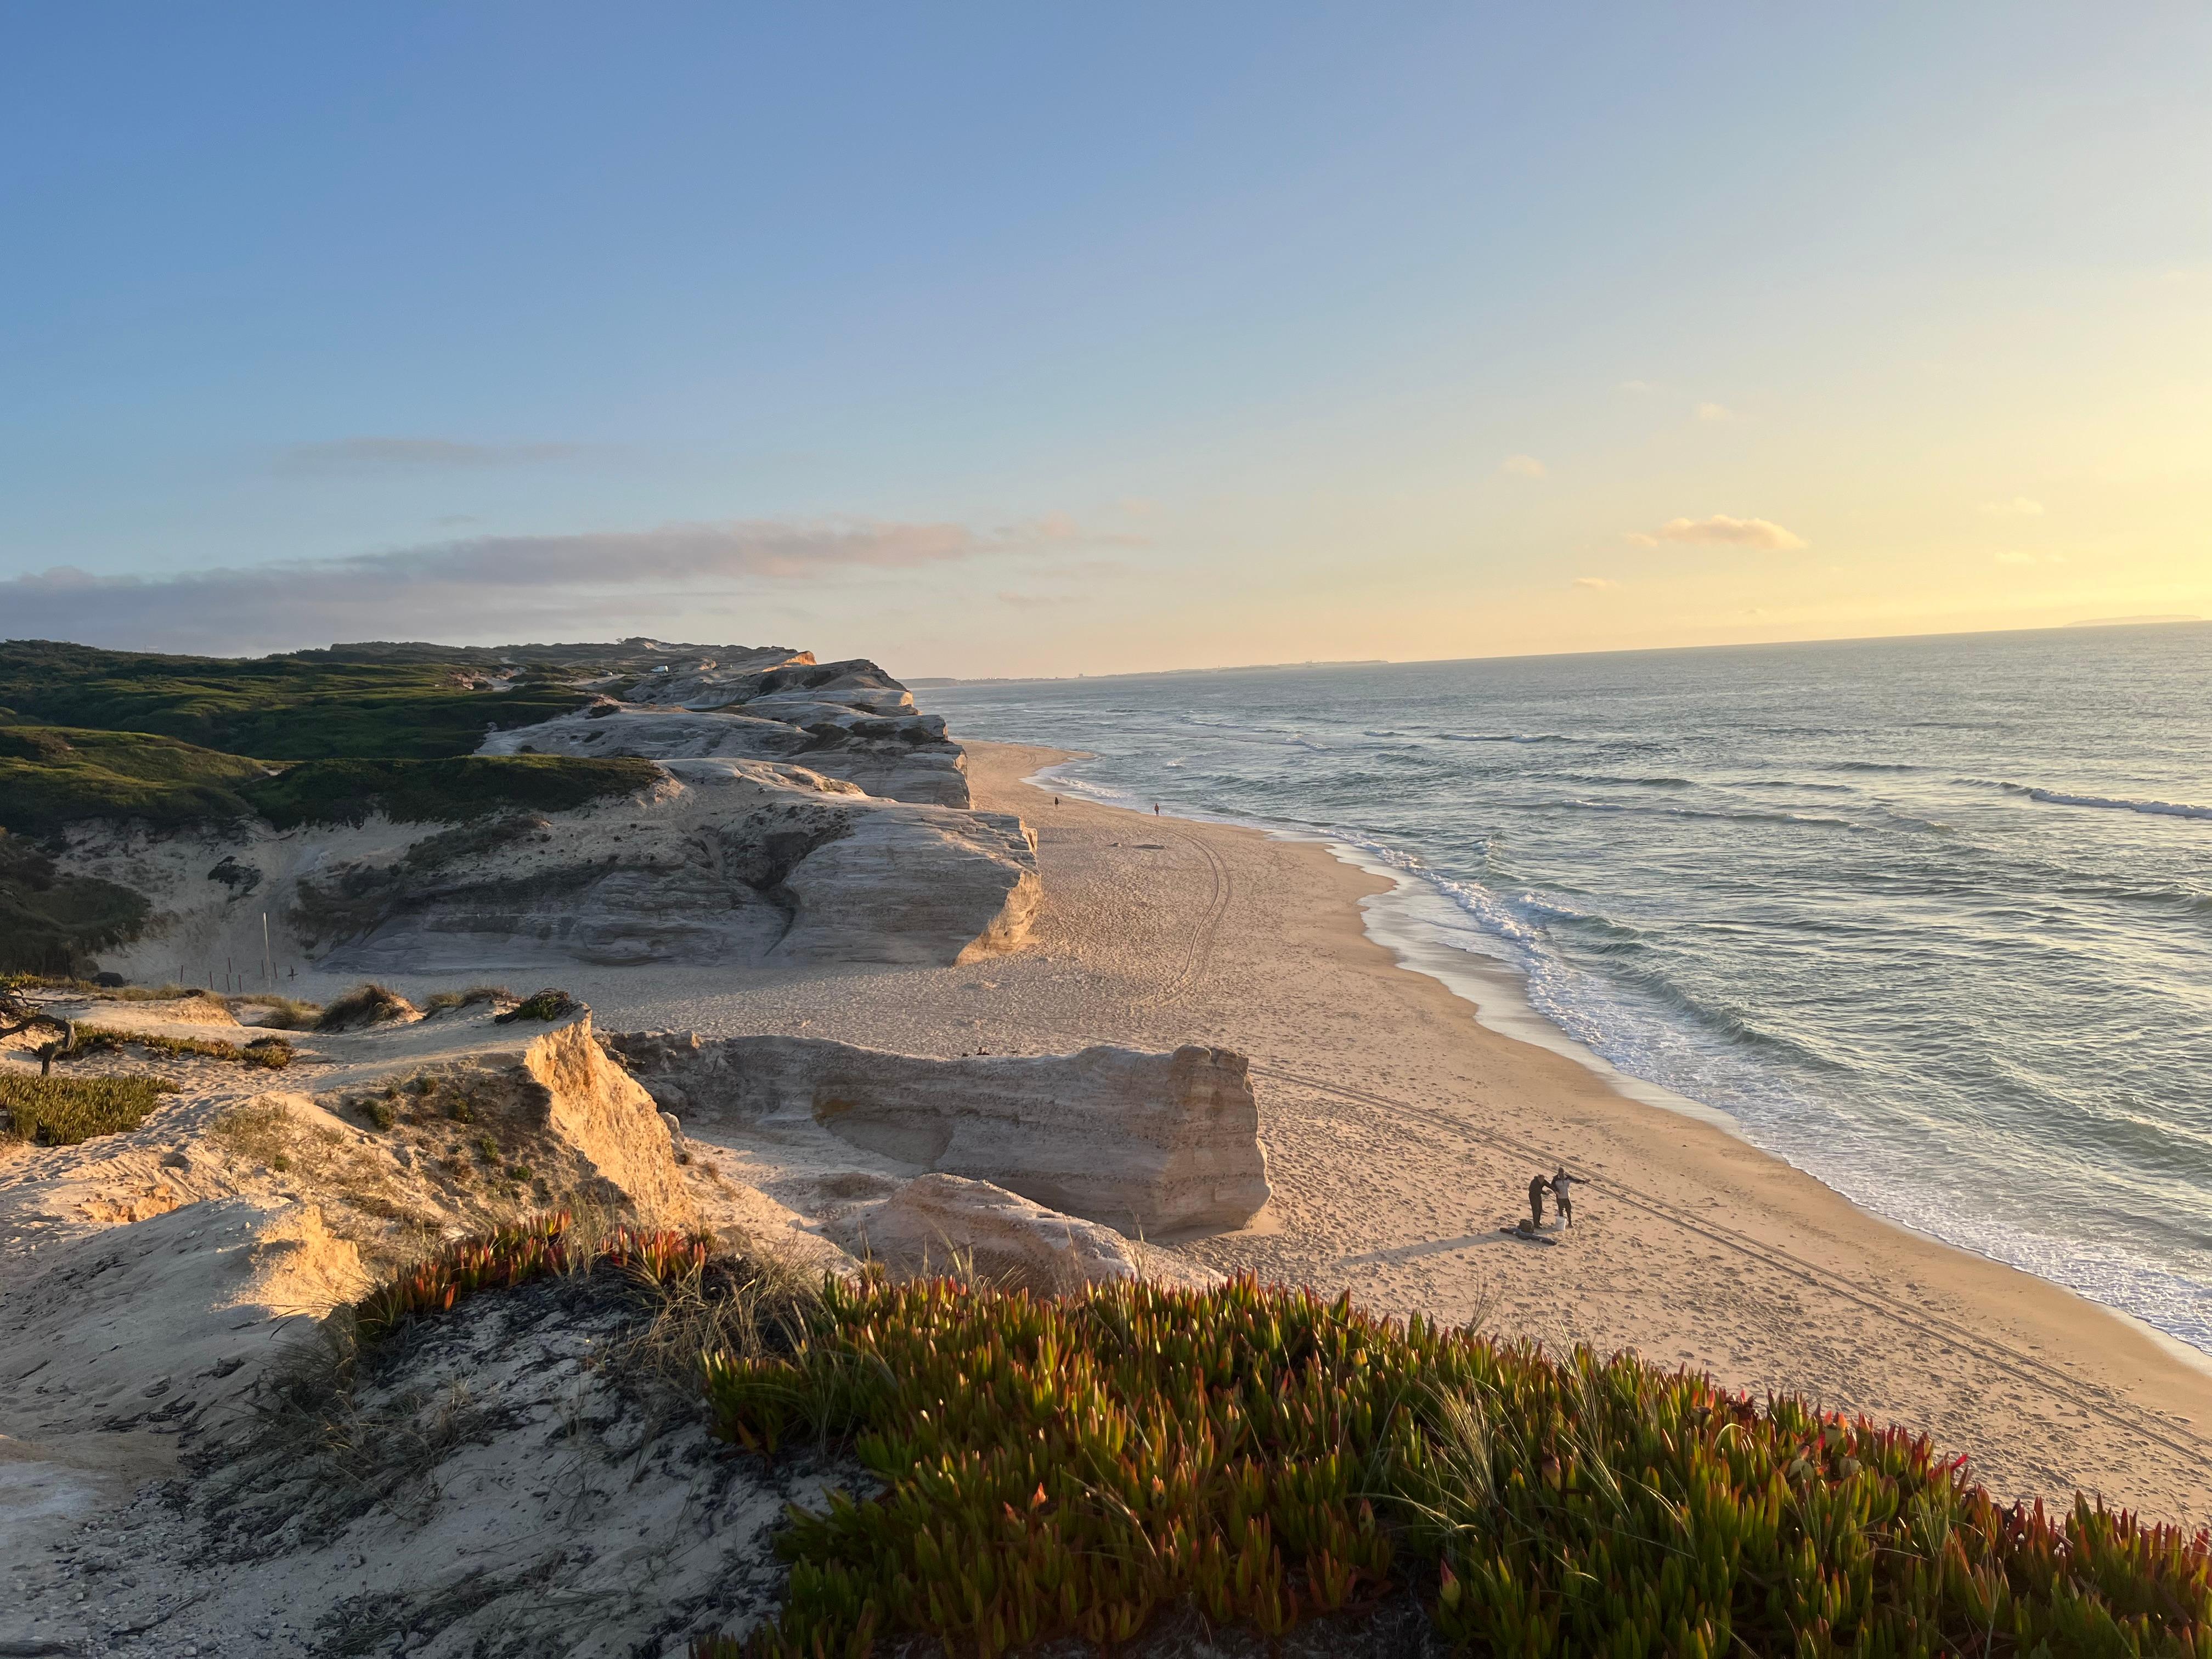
[0,990,75,1077]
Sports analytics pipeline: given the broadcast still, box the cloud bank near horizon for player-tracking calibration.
[1,514,1124,655]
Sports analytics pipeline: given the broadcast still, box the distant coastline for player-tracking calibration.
[906,659,1390,689]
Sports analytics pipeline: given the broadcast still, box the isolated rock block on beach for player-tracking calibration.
[825,1172,1206,1292]
[603,1032,1271,1234]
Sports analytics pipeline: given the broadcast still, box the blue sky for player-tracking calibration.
[3,4,2207,675]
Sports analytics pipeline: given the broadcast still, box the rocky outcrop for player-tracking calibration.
[0,1002,695,1261]
[508,1012,695,1223]
[59,757,1039,980]
[823,1172,1209,1292]
[481,656,970,807]
[0,997,830,1659]
[605,1034,1271,1235]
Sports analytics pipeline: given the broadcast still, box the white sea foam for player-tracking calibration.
[956,628,2212,1356]
[1961,778,2212,820]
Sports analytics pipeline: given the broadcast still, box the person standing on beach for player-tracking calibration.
[1550,1166,1578,1226]
[1527,1172,1547,1231]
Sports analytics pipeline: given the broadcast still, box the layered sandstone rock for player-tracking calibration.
[61,757,1038,980]
[605,1034,1271,1235]
[482,656,970,806]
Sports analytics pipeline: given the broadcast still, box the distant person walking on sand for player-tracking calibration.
[1153,802,1160,815]
[1550,1166,1578,1227]
[1527,1172,1548,1231]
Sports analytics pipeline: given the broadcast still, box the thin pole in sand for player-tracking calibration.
[262,913,274,991]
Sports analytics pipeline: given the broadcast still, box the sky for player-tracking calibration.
[2,4,2208,679]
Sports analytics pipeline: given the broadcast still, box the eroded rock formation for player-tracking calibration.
[59,757,1039,979]
[481,655,970,806]
[605,1033,1272,1235]
[823,1172,1212,1292]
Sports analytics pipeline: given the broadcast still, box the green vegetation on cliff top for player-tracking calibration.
[0,725,274,836]
[0,641,667,972]
[0,639,589,760]
[244,754,661,828]
[0,836,152,975]
[0,725,658,837]
[339,1220,2212,1659]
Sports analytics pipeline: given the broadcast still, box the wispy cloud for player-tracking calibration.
[1694,402,1732,422]
[1500,454,1548,479]
[1995,550,2067,566]
[1618,379,1655,394]
[1979,496,2046,517]
[996,591,1085,609]
[274,437,595,476]
[0,515,1119,653]
[1626,514,1807,551]
[1572,576,1617,590]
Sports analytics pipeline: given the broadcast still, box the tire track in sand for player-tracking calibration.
[1252,1064,2212,1474]
[1132,827,1233,1011]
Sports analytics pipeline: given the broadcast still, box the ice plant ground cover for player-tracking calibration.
[0,1070,175,1144]
[350,1221,2212,1658]
[349,1210,709,1342]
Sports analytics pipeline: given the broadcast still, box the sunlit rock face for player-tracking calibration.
[482,657,971,807]
[601,1032,1271,1235]
[63,758,1039,979]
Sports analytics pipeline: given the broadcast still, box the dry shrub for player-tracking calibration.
[315,983,420,1032]
[235,995,323,1030]
[493,988,580,1025]
[421,985,514,1016]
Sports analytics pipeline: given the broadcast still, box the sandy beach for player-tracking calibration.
[558,739,2212,1523]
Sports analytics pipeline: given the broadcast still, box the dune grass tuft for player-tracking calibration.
[421,985,514,1016]
[235,995,323,1030]
[493,988,580,1024]
[0,1071,176,1145]
[315,983,420,1032]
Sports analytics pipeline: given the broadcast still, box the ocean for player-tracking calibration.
[932,623,2212,1356]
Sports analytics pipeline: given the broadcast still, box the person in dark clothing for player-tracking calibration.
[1527,1172,1548,1231]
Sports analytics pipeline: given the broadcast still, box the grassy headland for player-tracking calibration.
[0,639,590,760]
[0,640,671,972]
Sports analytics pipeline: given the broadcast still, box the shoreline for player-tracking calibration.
[961,740,2212,1521]
[270,734,2212,1518]
[1020,751,1752,1141]
[1020,746,2212,1377]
